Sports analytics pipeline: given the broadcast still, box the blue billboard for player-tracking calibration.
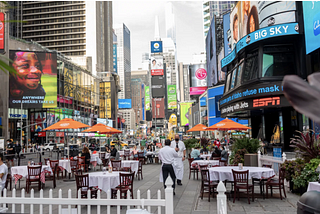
[303,1,320,54]
[223,13,231,57]
[118,99,132,109]
[151,41,163,53]
[113,44,117,73]
[142,84,145,121]
[200,96,207,107]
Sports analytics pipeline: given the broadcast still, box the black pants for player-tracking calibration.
[162,164,176,189]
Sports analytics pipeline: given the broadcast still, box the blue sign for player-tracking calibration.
[142,97,145,120]
[113,44,117,73]
[221,49,236,68]
[303,2,320,54]
[200,97,207,107]
[151,41,163,53]
[118,99,132,109]
[223,13,231,57]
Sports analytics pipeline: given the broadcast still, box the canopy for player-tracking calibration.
[82,123,122,134]
[43,118,89,130]
[186,124,208,132]
[206,118,251,131]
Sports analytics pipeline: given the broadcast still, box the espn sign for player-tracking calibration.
[253,97,280,107]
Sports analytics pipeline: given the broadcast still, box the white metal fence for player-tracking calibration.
[0,178,174,214]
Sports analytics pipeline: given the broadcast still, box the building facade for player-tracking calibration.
[118,109,135,131]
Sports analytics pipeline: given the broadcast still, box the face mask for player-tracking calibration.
[175,138,179,141]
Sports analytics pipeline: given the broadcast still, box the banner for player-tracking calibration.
[167,85,177,109]
[0,13,4,52]
[303,1,320,54]
[180,102,193,126]
[151,56,164,76]
[145,86,150,110]
[118,99,132,109]
[151,41,163,53]
[9,51,57,108]
[189,64,207,95]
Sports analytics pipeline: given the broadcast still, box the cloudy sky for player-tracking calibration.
[113,1,205,70]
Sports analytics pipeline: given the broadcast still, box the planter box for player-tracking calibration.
[244,153,258,166]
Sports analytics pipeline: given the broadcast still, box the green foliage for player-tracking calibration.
[290,131,320,162]
[200,137,209,148]
[292,158,320,189]
[232,137,261,154]
[232,148,248,165]
[281,158,305,181]
[183,138,199,150]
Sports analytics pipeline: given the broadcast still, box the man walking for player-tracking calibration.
[159,139,178,195]
[171,134,186,186]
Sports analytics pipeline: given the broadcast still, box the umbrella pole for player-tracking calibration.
[63,128,75,182]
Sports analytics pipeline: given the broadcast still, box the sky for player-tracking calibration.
[113,1,205,71]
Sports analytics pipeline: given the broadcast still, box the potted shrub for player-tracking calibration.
[290,131,320,162]
[231,137,260,166]
[281,158,305,193]
[184,138,200,158]
[232,148,248,165]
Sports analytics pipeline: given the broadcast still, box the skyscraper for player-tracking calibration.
[114,23,131,99]
[165,2,176,45]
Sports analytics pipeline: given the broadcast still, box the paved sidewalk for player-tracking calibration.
[3,160,300,214]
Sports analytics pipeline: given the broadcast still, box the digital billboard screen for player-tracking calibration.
[9,50,57,108]
[118,99,132,109]
[189,64,207,95]
[206,16,217,87]
[180,102,193,126]
[152,98,165,118]
[167,85,177,109]
[151,41,163,53]
[0,13,4,52]
[151,76,165,97]
[223,12,231,56]
[303,1,320,54]
[145,86,150,110]
[151,55,164,76]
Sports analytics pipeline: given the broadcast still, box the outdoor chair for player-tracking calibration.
[5,173,12,191]
[219,159,228,166]
[188,158,198,180]
[137,152,145,165]
[252,164,274,199]
[44,158,50,165]
[78,156,87,172]
[199,164,209,171]
[200,169,218,202]
[111,172,135,199]
[26,165,42,193]
[50,160,63,179]
[123,150,131,160]
[121,167,132,172]
[75,174,98,199]
[232,169,254,204]
[111,160,122,171]
[99,152,107,170]
[70,159,79,179]
[136,159,143,180]
[45,163,57,189]
[266,167,286,200]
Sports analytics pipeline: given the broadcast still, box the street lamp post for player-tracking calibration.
[20,102,23,147]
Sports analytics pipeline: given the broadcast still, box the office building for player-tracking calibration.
[131,78,145,125]
[114,23,131,99]
[118,109,136,131]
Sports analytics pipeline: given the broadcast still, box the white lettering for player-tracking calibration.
[282,25,288,33]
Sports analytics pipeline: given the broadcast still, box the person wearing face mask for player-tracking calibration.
[170,134,186,186]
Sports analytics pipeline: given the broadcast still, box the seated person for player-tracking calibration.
[81,147,91,170]
[200,146,208,155]
[190,147,201,160]
[110,145,118,160]
[211,146,221,159]
[137,146,147,158]
[221,146,228,161]
[0,153,8,193]
[146,144,154,163]
[132,145,138,158]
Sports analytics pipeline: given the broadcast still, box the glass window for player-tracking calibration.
[235,63,243,87]
[225,73,231,93]
[262,45,296,77]
[230,68,237,90]
[242,51,259,83]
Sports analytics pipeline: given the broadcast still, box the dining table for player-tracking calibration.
[88,171,121,193]
[11,165,53,184]
[109,160,139,175]
[209,166,275,182]
[90,154,102,167]
[58,159,72,173]
[191,160,219,168]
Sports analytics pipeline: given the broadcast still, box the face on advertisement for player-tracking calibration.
[233,14,239,42]
[243,1,250,16]
[12,52,42,90]
[247,6,259,34]
[152,59,156,67]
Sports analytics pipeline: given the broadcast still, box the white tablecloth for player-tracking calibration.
[307,182,320,192]
[89,171,120,193]
[11,165,52,178]
[209,166,275,182]
[200,154,211,159]
[109,160,139,175]
[90,154,102,165]
[191,160,219,167]
[146,152,155,156]
[59,160,71,173]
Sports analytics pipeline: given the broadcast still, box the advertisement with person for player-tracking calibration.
[167,85,177,109]
[152,98,165,119]
[9,50,57,108]
[145,86,150,110]
[206,16,217,87]
[303,1,320,54]
[150,55,164,76]
[180,102,193,126]
[189,64,207,95]
[223,12,231,56]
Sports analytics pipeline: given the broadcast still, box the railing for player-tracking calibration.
[0,177,174,214]
[217,181,227,214]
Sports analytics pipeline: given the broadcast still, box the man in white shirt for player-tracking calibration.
[0,153,8,193]
[170,134,186,186]
[158,139,178,194]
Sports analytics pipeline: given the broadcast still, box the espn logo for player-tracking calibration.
[253,97,280,107]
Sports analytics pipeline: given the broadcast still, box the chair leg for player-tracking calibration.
[252,187,254,202]
[197,170,198,180]
[266,186,268,199]
[189,169,191,179]
[247,189,250,204]
[233,188,236,203]
[208,186,211,202]
[279,184,282,200]
[201,184,204,200]
[271,186,273,197]
[283,184,287,198]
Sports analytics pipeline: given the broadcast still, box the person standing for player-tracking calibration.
[158,139,178,195]
[170,134,186,186]
[0,153,8,193]
[15,141,21,157]
[6,139,15,168]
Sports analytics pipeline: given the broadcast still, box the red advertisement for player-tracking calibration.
[152,98,165,118]
[151,69,164,76]
[0,13,4,50]
[38,132,46,137]
[56,132,64,137]
[190,87,207,95]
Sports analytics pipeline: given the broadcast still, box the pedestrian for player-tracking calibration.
[6,139,15,168]
[0,153,8,193]
[170,134,186,186]
[15,141,21,157]
[158,139,178,195]
[81,147,91,171]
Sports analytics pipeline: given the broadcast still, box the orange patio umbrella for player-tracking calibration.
[206,118,251,131]
[82,123,122,134]
[43,118,89,130]
[186,124,208,132]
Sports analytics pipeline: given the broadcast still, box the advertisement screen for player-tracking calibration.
[151,76,165,97]
[200,96,207,107]
[217,48,226,81]
[9,50,57,108]
[303,1,320,54]
[167,85,177,109]
[0,13,4,52]
[152,98,165,118]
[151,41,163,53]
[223,13,231,56]
[180,102,193,126]
[206,16,217,87]
[189,64,207,95]
[145,86,150,110]
[118,99,132,109]
[151,55,164,76]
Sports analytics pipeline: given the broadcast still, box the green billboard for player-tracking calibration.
[167,85,177,109]
[145,86,151,110]
[180,102,193,126]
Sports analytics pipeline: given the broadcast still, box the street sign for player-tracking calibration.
[156,104,160,108]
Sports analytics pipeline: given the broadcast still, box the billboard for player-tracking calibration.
[152,98,165,118]
[206,16,217,87]
[217,48,226,82]
[223,13,231,56]
[151,55,164,76]
[189,64,207,95]
[180,102,193,126]
[151,76,165,97]
[118,99,132,109]
[0,13,4,52]
[145,86,151,110]
[303,1,320,54]
[9,50,57,108]
[151,41,163,53]
[167,85,177,109]
[113,44,117,73]
[97,118,113,127]
[200,96,207,107]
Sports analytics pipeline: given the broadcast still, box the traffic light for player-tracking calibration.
[22,131,25,136]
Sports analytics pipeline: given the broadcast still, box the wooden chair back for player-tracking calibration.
[124,150,131,156]
[70,159,78,170]
[99,152,106,159]
[200,169,210,182]
[75,174,89,190]
[188,158,194,168]
[137,152,144,158]
[111,160,122,171]
[119,172,134,191]
[232,169,249,185]
[262,164,272,168]
[49,160,59,170]
[199,164,209,171]
[44,158,50,165]
[27,165,42,179]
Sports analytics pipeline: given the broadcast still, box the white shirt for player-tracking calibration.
[0,163,8,190]
[170,140,186,158]
[158,146,178,164]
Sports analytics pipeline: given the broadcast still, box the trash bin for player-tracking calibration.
[297,191,320,214]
